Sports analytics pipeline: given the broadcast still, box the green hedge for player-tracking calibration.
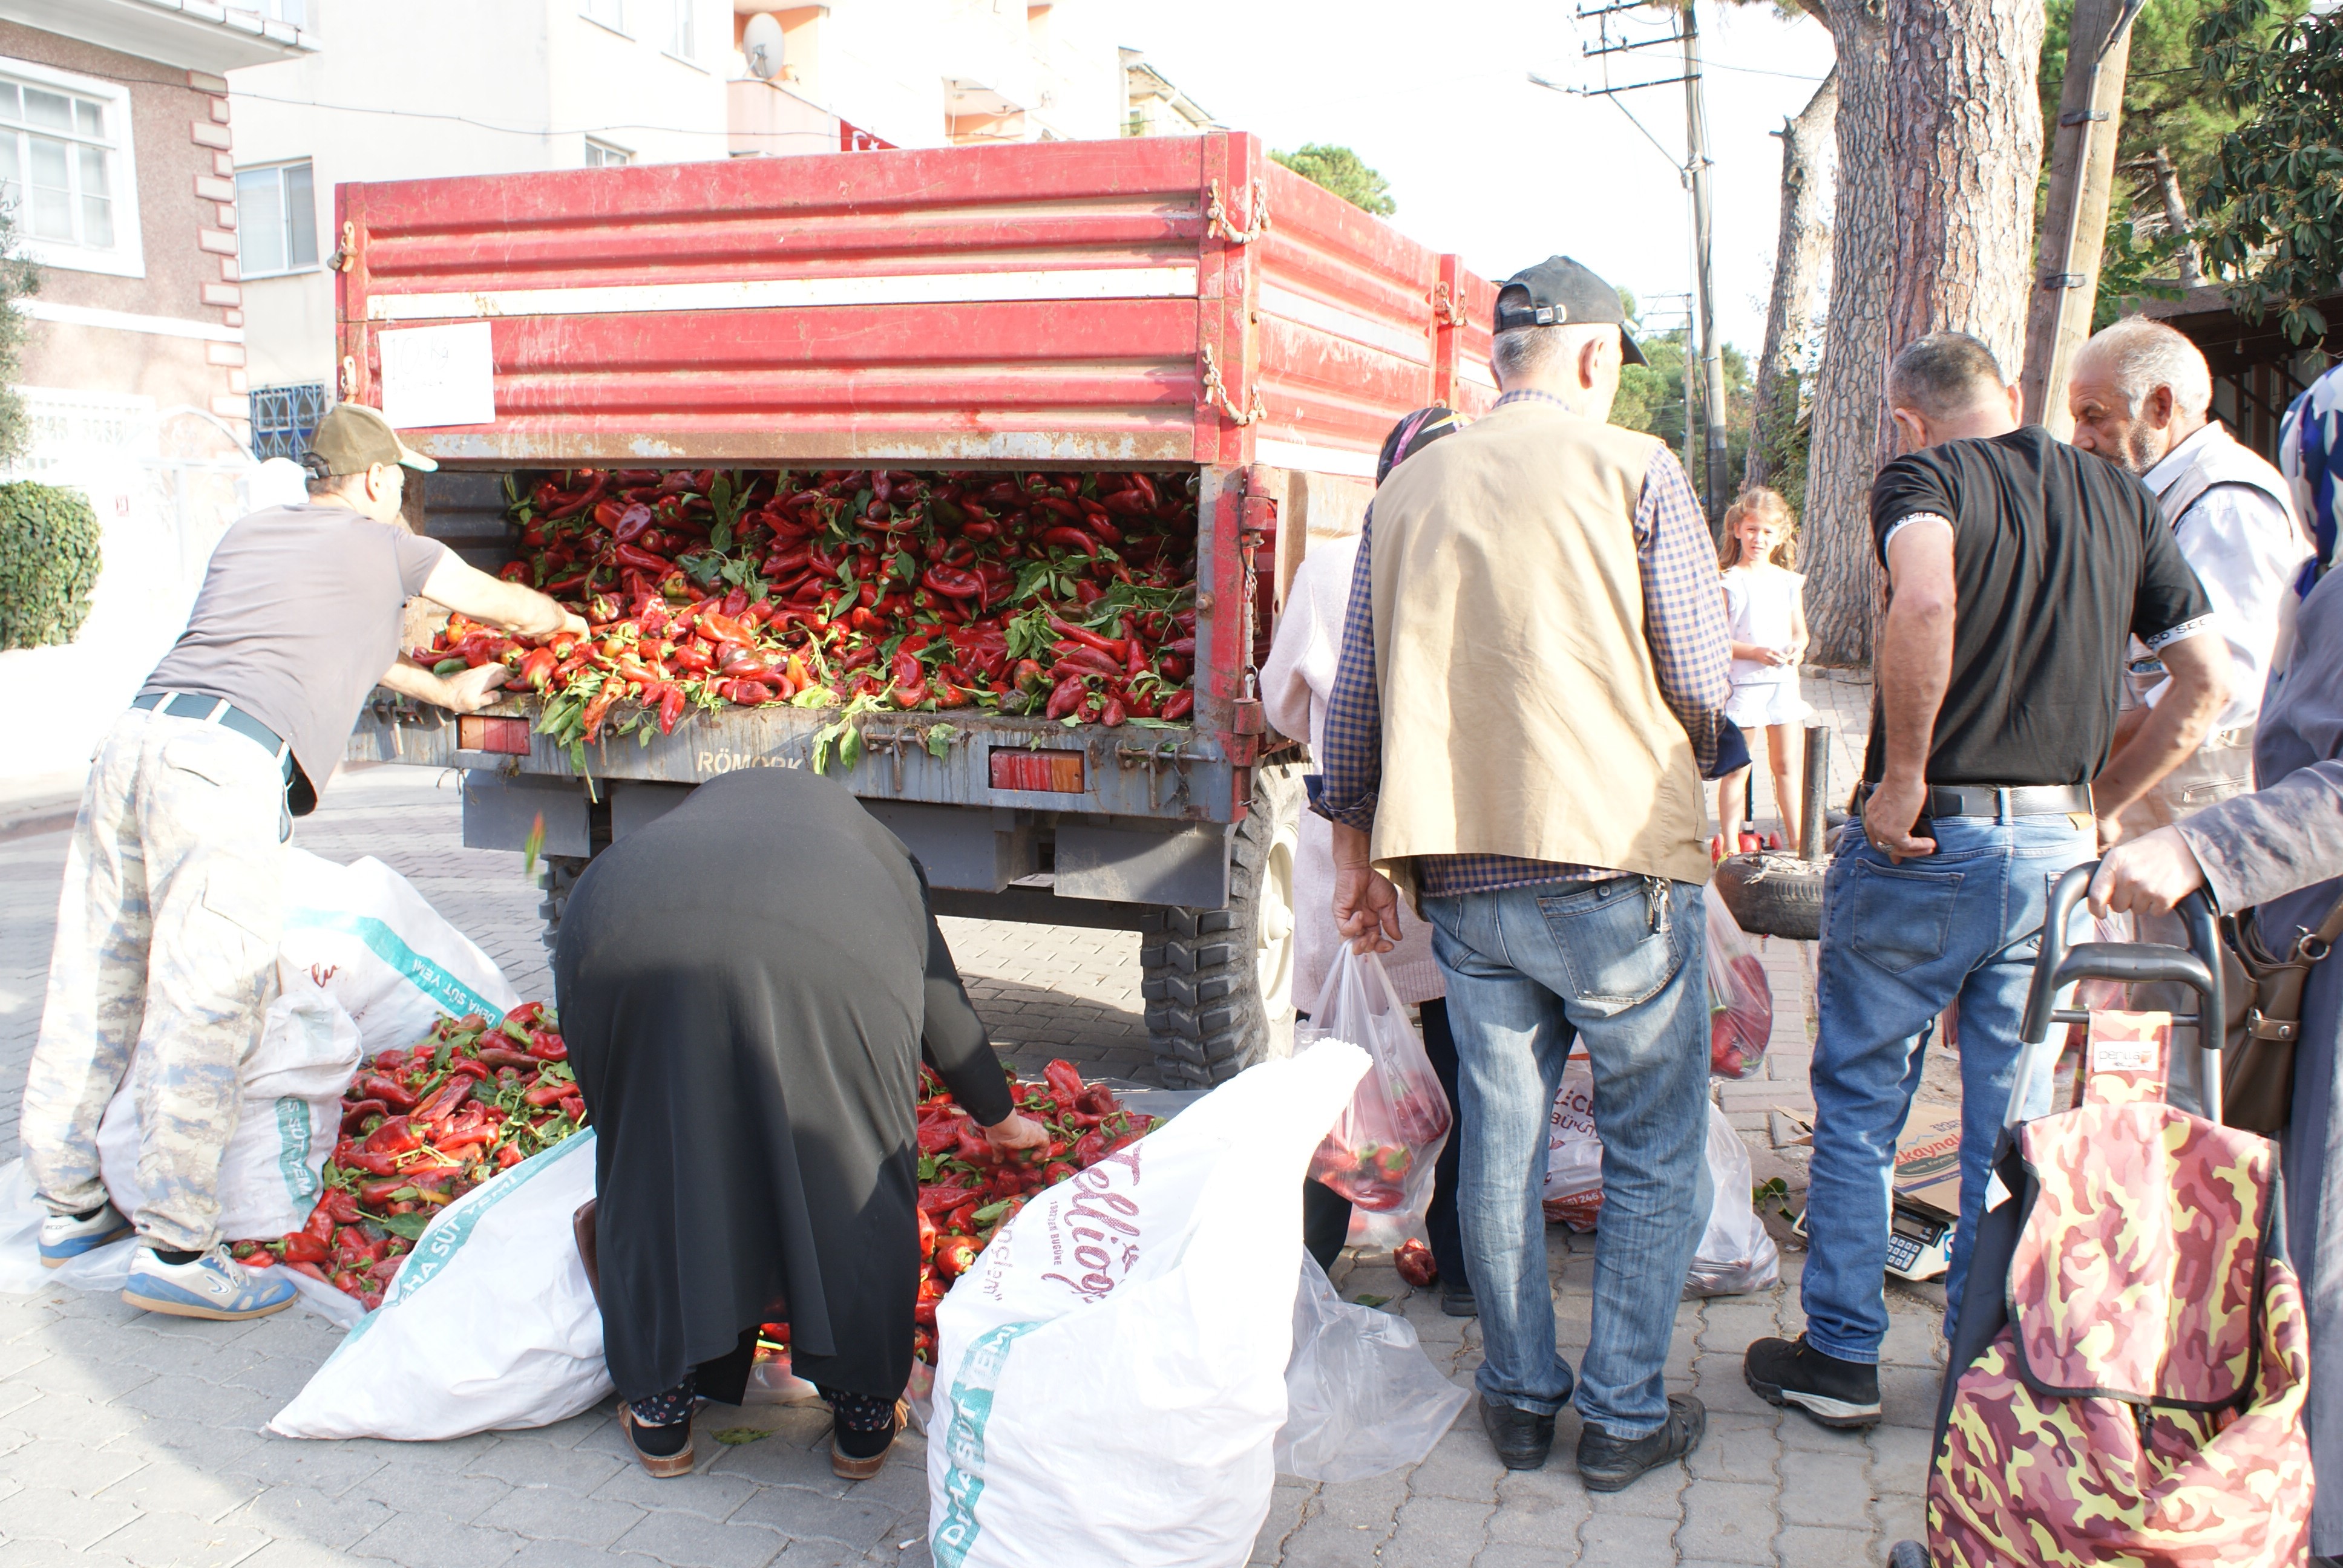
[0,482,102,650]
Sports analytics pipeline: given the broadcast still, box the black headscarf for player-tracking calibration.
[1375,405,1465,486]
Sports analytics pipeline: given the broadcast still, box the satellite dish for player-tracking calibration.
[742,13,784,80]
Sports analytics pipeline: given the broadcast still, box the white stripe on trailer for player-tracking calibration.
[1256,283,1432,364]
[1253,437,1379,479]
[1463,359,1498,391]
[365,267,1202,322]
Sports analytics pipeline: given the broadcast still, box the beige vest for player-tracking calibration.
[1366,399,1712,898]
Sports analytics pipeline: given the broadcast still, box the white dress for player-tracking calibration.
[1721,565,1810,728]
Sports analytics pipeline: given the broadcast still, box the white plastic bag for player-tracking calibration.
[1682,1108,1780,1298]
[928,1042,1369,1568]
[96,990,362,1243]
[1705,886,1774,1080]
[278,849,519,1050]
[1300,948,1451,1223]
[270,1130,608,1441]
[1542,1060,1602,1231]
[0,1158,138,1295]
[1272,1253,1467,1482]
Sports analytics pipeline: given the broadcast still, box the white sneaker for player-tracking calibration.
[37,1204,132,1267]
[119,1244,298,1321]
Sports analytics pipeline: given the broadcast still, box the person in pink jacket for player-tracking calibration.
[1262,407,1475,1316]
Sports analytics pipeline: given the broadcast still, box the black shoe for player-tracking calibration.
[1743,1334,1882,1428]
[1478,1394,1555,1470]
[1575,1394,1705,1492]
[1440,1281,1477,1318]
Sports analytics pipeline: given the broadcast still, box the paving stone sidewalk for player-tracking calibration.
[0,693,1944,1567]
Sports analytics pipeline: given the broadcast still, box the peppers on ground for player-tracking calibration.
[424,466,1203,753]
[756,1057,1160,1374]
[229,1002,585,1311]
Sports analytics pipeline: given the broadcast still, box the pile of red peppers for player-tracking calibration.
[413,466,1202,756]
[756,1059,1159,1373]
[230,1002,582,1310]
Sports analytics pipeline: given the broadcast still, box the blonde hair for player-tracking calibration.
[1717,486,1797,570]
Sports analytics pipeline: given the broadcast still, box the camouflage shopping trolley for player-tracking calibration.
[1893,864,2313,1567]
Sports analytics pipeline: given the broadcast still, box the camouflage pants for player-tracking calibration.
[22,708,287,1252]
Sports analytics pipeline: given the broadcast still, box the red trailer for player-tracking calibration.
[340,132,1496,1085]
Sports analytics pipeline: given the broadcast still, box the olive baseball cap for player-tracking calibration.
[1493,255,1647,366]
[304,402,437,476]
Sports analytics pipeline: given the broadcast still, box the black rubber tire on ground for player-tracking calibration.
[1141,762,1303,1088]
[1712,851,1827,942]
[537,797,612,952]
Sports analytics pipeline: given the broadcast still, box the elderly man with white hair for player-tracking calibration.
[2069,315,2315,1110]
[2070,316,2313,812]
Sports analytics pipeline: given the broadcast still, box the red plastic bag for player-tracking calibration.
[1301,946,1452,1218]
[1705,885,1773,1080]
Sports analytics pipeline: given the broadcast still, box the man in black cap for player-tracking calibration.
[22,402,582,1322]
[1317,255,1735,1488]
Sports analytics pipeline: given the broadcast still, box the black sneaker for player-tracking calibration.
[1743,1334,1882,1428]
[1478,1394,1555,1470]
[1440,1281,1477,1318]
[1575,1394,1705,1492]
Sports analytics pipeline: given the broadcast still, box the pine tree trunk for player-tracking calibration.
[1746,68,1840,494]
[1800,2,1892,667]
[1884,0,2045,394]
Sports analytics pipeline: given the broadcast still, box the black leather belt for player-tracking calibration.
[133,691,295,783]
[1855,780,2092,820]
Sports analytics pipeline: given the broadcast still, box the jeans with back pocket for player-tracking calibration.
[1423,875,1710,1440]
[1800,813,2094,1364]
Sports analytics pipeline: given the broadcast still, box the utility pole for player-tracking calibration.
[1534,1,1731,527]
[2020,0,2145,434]
[1679,2,1730,526]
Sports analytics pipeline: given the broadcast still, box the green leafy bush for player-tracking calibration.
[0,482,102,649]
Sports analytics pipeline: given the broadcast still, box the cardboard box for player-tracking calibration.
[1893,1100,1964,1221]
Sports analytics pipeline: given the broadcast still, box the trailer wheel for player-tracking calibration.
[538,855,590,953]
[1142,763,1302,1088]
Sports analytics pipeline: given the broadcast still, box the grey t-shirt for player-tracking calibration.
[142,503,447,812]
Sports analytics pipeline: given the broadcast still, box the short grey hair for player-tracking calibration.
[2082,316,2212,417]
[1886,332,2006,418]
[1492,322,1616,385]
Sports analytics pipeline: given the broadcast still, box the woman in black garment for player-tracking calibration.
[555,768,1046,1479]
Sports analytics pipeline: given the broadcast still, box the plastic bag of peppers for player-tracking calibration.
[229,1002,584,1311]
[755,1059,1162,1378]
[411,466,1202,760]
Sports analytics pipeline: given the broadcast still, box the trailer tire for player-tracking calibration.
[1141,762,1303,1088]
[538,855,591,953]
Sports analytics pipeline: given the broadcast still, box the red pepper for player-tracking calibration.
[336,1148,400,1177]
[1038,527,1098,555]
[358,1074,419,1111]
[339,1098,390,1135]
[1099,696,1126,727]
[656,685,686,736]
[1161,690,1194,722]
[1045,675,1086,721]
[280,1231,330,1265]
[523,1079,571,1107]
[922,563,983,599]
[321,1188,363,1226]
[364,1116,421,1155]
[1044,1060,1085,1103]
[476,1046,537,1071]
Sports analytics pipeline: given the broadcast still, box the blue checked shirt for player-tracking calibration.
[1312,390,1732,896]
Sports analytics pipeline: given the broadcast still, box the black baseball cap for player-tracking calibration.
[1493,255,1647,366]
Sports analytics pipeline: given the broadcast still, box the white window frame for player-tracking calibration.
[0,56,142,280]
[662,0,696,65]
[582,0,628,38]
[234,158,319,279]
[259,0,307,25]
[584,138,632,168]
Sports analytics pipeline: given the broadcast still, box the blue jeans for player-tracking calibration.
[1423,877,1709,1440]
[1801,814,2093,1364]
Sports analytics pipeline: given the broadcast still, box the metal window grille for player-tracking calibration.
[249,381,330,462]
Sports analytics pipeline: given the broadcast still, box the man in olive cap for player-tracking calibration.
[22,402,583,1321]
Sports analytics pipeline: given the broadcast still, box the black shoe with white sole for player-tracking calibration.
[1743,1334,1881,1428]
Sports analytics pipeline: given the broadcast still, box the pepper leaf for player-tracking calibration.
[1352,1293,1392,1309]
[712,1426,770,1446]
[923,722,955,760]
[837,725,864,772]
[378,1212,434,1241]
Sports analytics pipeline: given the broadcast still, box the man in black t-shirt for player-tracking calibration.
[1744,333,2226,1430]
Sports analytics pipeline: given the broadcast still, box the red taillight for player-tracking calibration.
[989,748,1084,793]
[458,716,532,755]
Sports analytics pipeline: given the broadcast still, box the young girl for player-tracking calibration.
[1715,487,1809,856]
